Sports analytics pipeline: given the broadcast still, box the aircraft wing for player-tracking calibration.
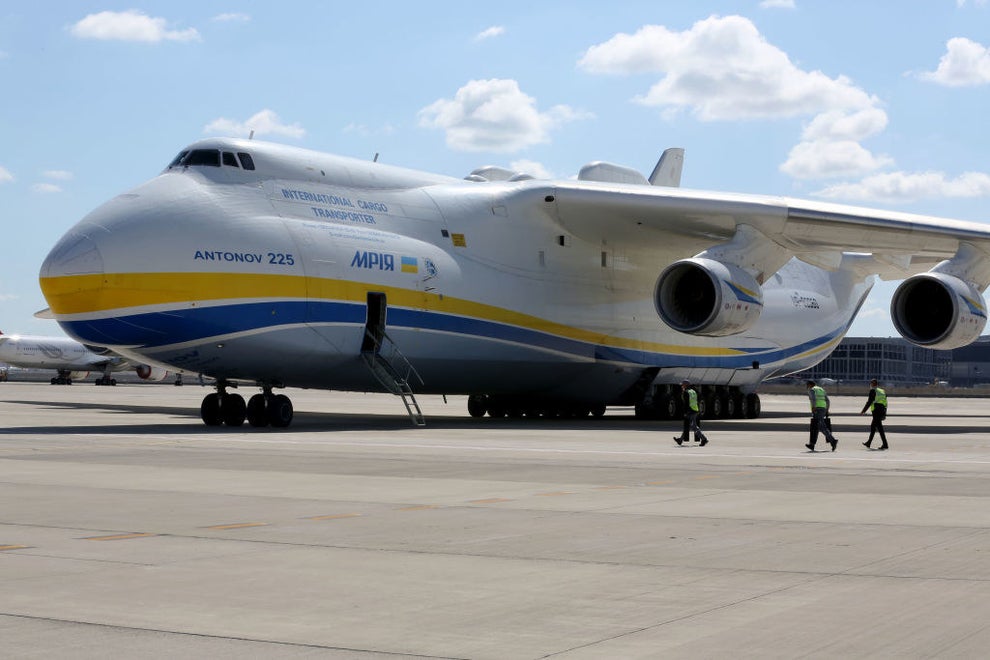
[537,182,990,286]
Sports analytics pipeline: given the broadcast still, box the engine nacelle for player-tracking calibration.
[67,371,90,381]
[891,272,987,349]
[654,258,763,336]
[135,365,169,381]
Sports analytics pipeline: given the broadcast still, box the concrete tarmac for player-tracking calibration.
[1,382,989,659]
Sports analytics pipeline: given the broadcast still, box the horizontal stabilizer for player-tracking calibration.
[34,307,55,319]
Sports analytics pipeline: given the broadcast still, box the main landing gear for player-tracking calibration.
[200,381,294,428]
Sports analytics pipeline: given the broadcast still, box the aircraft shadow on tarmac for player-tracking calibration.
[2,399,988,436]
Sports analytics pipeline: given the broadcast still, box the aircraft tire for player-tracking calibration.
[268,394,293,428]
[221,393,247,427]
[591,403,606,418]
[247,394,268,427]
[467,395,488,418]
[743,393,761,419]
[201,393,223,426]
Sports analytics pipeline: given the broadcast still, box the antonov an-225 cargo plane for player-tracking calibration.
[38,137,990,427]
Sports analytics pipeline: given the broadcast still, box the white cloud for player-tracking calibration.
[814,171,990,203]
[579,16,876,120]
[418,79,590,152]
[475,26,505,41]
[212,13,251,23]
[204,109,305,139]
[71,10,200,43]
[579,16,895,183]
[509,159,554,179]
[760,0,796,8]
[43,170,73,181]
[0,166,13,183]
[31,183,62,194]
[919,37,990,87]
[0,292,18,302]
[781,139,894,180]
[800,108,888,142]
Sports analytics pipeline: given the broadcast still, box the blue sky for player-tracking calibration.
[4,1,990,338]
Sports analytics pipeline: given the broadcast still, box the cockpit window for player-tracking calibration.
[183,149,221,167]
[237,152,255,170]
[222,151,239,167]
[167,151,189,169]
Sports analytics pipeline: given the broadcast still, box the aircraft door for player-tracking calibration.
[362,292,387,353]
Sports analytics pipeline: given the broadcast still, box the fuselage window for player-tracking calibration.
[222,151,240,167]
[237,152,256,171]
[183,149,221,167]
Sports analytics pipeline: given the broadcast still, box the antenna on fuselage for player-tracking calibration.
[248,130,255,140]
[373,152,379,162]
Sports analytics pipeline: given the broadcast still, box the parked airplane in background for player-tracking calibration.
[38,137,990,427]
[0,331,168,385]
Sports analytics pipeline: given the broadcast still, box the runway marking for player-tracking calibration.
[205,522,268,530]
[306,513,362,521]
[594,485,627,490]
[398,505,440,511]
[0,545,30,551]
[469,498,512,504]
[84,533,156,541]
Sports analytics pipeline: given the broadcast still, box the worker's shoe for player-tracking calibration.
[830,439,837,452]
[674,436,684,446]
[879,444,888,450]
[805,443,815,451]
[863,441,871,448]
[699,438,708,447]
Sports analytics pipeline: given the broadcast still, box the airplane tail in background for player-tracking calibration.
[649,147,684,187]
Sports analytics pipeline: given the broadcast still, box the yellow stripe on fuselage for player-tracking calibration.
[39,271,747,357]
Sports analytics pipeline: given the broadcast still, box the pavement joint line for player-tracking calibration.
[305,513,362,520]
[65,435,990,465]
[397,505,440,511]
[204,522,268,530]
[0,545,30,551]
[83,533,156,541]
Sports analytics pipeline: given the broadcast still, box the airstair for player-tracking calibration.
[361,328,425,427]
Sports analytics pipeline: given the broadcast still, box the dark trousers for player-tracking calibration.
[867,414,887,446]
[809,408,836,447]
[681,411,707,442]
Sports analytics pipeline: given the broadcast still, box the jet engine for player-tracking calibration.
[654,258,763,336]
[135,365,169,381]
[891,272,987,349]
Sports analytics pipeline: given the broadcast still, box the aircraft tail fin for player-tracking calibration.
[34,308,55,320]
[649,148,684,187]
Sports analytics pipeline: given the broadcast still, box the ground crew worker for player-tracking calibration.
[860,378,888,450]
[806,380,837,451]
[674,380,708,446]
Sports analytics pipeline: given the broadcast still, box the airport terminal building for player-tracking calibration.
[790,335,990,387]
[792,337,951,386]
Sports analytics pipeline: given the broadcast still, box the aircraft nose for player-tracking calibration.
[39,231,106,316]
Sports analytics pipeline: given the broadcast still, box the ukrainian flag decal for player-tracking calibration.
[401,256,418,273]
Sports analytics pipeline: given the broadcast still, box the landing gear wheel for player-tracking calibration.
[221,393,247,427]
[467,394,488,418]
[201,393,223,426]
[743,393,761,419]
[247,394,268,427]
[591,403,606,418]
[267,394,293,428]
